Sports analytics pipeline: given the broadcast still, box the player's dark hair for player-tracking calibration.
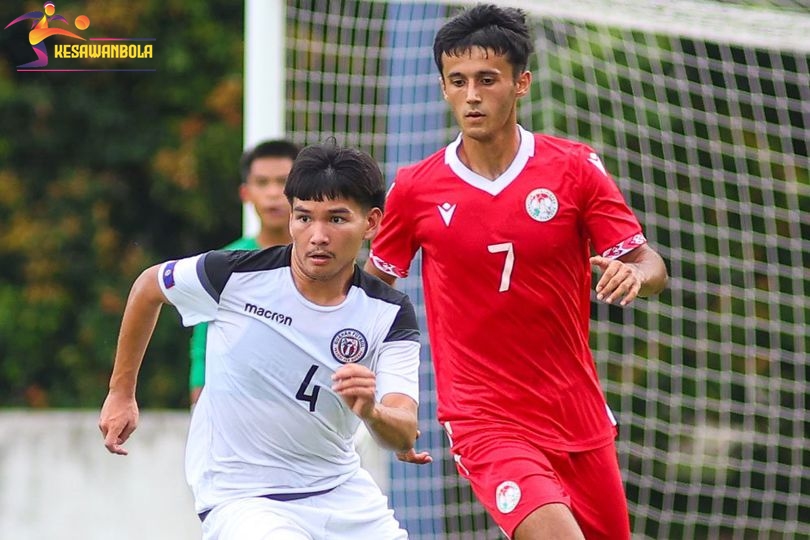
[239,139,301,183]
[284,140,386,212]
[433,4,534,79]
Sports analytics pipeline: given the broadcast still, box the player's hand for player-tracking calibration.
[98,391,139,455]
[332,363,377,420]
[395,431,433,465]
[396,448,433,465]
[590,256,644,306]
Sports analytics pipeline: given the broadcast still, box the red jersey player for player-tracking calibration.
[364,4,668,540]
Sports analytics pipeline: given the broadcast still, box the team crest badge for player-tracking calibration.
[525,188,558,222]
[495,481,521,514]
[331,328,368,364]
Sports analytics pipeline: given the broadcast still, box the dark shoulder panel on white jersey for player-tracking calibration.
[197,244,292,302]
[353,268,420,343]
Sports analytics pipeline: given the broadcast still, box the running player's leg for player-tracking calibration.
[511,442,630,539]
[446,430,584,539]
[556,442,630,540]
[512,503,584,540]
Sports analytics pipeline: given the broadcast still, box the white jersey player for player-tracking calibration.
[99,142,429,540]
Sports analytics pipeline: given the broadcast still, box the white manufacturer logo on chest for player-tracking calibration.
[437,202,457,226]
[588,152,607,176]
[525,188,558,222]
[495,480,521,514]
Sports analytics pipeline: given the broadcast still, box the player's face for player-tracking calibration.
[440,47,531,143]
[289,196,381,284]
[241,156,295,231]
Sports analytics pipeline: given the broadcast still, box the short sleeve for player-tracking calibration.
[369,172,420,278]
[158,254,219,326]
[578,147,646,258]
[375,341,420,404]
[375,295,420,403]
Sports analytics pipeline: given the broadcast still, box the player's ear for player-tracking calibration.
[364,207,383,240]
[439,76,448,100]
[515,70,532,99]
[239,183,250,203]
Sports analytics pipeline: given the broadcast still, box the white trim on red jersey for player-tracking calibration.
[444,125,536,196]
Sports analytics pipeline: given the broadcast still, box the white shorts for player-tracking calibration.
[201,468,407,540]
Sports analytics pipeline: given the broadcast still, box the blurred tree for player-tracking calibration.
[0,0,246,408]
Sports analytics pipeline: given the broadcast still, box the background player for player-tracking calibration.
[100,142,423,539]
[364,4,668,539]
[189,139,300,405]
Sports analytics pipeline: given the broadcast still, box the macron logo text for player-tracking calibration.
[244,303,292,326]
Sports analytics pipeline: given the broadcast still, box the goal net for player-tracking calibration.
[281,0,810,537]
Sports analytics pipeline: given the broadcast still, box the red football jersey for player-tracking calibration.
[370,127,646,451]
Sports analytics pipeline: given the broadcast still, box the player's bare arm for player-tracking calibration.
[332,363,419,454]
[590,243,668,306]
[99,264,168,455]
[363,259,397,286]
[359,262,432,464]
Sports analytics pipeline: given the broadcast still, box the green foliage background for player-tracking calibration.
[0,0,246,408]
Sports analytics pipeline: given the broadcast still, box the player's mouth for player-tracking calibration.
[466,111,485,118]
[261,205,287,217]
[307,251,334,265]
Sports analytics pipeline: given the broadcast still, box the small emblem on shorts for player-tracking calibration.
[331,328,368,364]
[525,188,558,222]
[495,480,521,514]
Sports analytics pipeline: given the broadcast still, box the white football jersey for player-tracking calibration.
[158,245,420,514]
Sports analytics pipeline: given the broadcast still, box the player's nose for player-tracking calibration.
[309,222,330,245]
[266,182,285,196]
[465,83,481,103]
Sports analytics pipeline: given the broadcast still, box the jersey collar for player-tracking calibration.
[444,125,535,196]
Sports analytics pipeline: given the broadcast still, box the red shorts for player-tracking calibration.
[444,422,630,539]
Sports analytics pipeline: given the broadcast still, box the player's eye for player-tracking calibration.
[330,216,347,224]
[248,177,271,188]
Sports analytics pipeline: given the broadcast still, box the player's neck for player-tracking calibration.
[458,124,521,181]
[256,227,291,249]
[289,261,353,307]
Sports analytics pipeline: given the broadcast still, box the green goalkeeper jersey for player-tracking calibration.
[189,236,260,390]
